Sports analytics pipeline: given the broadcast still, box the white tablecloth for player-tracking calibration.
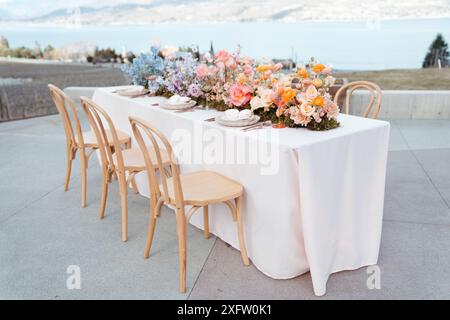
[93,87,390,296]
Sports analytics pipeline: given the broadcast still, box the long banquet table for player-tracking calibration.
[93,87,390,296]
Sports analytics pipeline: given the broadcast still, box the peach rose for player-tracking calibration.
[300,102,316,117]
[305,85,318,100]
[259,88,274,108]
[312,78,323,88]
[228,84,252,107]
[250,96,262,110]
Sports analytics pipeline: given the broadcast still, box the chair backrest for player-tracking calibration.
[80,97,125,176]
[333,81,382,119]
[48,84,85,147]
[129,116,184,212]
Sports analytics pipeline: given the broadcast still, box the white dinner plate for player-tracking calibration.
[116,87,149,97]
[215,114,260,127]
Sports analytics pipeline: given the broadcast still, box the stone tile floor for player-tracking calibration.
[1,115,449,299]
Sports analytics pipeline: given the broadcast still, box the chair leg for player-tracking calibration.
[118,174,128,242]
[176,211,187,293]
[236,196,250,266]
[80,148,88,208]
[130,173,139,194]
[99,169,109,219]
[144,199,158,259]
[203,206,210,239]
[64,148,73,192]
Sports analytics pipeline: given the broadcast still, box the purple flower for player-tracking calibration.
[187,83,203,98]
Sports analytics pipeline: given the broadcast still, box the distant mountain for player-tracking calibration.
[4,0,450,25]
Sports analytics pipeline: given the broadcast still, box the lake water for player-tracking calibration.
[1,18,450,70]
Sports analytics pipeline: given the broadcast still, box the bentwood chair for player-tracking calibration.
[80,97,170,242]
[333,81,382,119]
[129,116,250,293]
[48,84,131,207]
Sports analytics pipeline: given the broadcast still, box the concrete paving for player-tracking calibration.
[1,115,450,299]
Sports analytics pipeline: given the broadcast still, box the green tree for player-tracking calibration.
[423,33,449,68]
[209,41,215,56]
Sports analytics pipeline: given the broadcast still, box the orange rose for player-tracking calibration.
[281,88,296,103]
[312,64,326,73]
[297,68,308,78]
[312,96,325,107]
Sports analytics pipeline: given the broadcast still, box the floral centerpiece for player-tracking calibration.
[121,47,340,131]
[250,60,340,130]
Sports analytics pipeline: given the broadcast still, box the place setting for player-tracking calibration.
[113,85,150,98]
[209,108,272,131]
[159,94,199,112]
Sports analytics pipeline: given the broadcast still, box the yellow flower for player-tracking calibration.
[312,96,325,107]
[312,78,323,88]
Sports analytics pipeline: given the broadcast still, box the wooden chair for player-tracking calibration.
[80,97,170,242]
[129,116,250,293]
[48,84,131,207]
[333,81,382,119]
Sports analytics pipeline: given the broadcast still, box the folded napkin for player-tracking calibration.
[224,109,253,121]
[168,94,192,105]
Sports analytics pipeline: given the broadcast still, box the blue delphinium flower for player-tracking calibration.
[121,46,166,91]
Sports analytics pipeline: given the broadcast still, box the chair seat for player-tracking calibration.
[80,130,131,147]
[113,147,170,171]
[163,171,243,206]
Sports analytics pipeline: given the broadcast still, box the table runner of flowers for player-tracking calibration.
[122,47,340,130]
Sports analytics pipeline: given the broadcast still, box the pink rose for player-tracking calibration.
[228,84,252,107]
[196,64,209,78]
[243,65,253,75]
[215,50,231,63]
